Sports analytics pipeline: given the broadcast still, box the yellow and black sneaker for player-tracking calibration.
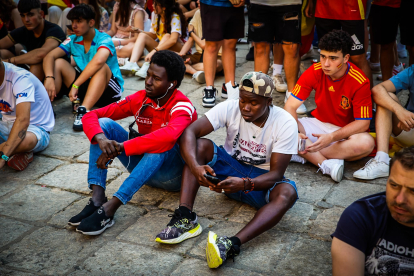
[155,208,202,244]
[206,231,240,268]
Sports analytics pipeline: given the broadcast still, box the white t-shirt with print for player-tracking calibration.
[0,62,55,132]
[205,99,298,171]
[149,12,181,41]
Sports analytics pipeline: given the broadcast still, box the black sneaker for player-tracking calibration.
[73,106,87,131]
[155,208,202,244]
[246,46,254,61]
[76,206,114,235]
[206,231,240,268]
[202,87,217,107]
[221,83,228,99]
[68,198,107,226]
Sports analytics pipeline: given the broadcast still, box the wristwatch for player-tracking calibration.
[0,151,9,162]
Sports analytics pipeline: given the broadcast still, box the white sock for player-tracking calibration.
[272,64,283,76]
[370,62,380,67]
[206,86,213,90]
[375,151,390,165]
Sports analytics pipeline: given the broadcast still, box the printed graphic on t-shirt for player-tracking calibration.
[231,133,267,165]
[365,238,414,275]
[0,99,13,113]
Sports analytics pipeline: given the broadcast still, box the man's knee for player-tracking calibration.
[254,42,270,55]
[223,39,237,49]
[98,117,115,131]
[282,42,300,57]
[268,183,296,208]
[351,133,375,155]
[195,138,214,161]
[205,42,221,53]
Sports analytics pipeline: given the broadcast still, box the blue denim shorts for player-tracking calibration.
[207,143,298,210]
[0,120,50,153]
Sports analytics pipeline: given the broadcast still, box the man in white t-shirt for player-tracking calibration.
[0,61,54,171]
[155,72,299,268]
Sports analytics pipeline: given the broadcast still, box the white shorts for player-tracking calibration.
[298,117,341,143]
[393,128,414,147]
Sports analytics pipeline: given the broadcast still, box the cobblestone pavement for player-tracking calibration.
[0,42,410,275]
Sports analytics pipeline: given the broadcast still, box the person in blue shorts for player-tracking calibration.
[43,4,123,131]
[155,71,299,268]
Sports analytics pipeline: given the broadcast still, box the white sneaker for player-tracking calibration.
[368,60,381,73]
[318,159,344,182]
[135,62,150,78]
[301,47,314,60]
[397,43,407,58]
[353,158,389,180]
[118,57,128,66]
[225,81,239,100]
[272,74,287,93]
[285,91,307,114]
[377,63,404,80]
[290,154,306,164]
[192,71,205,84]
[119,61,139,75]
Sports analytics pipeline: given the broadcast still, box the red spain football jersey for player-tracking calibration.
[315,0,366,20]
[292,62,372,127]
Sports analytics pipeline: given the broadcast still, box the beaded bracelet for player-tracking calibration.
[243,177,255,194]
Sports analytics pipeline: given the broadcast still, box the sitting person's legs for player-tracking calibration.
[71,118,184,235]
[156,139,298,267]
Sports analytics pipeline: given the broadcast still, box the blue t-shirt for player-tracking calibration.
[332,192,414,275]
[200,0,233,8]
[390,64,414,112]
[58,29,124,93]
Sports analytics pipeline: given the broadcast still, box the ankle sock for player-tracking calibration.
[229,236,241,247]
[178,205,192,218]
[375,151,390,165]
[272,64,283,76]
[206,86,213,90]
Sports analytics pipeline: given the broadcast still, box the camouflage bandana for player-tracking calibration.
[239,71,274,98]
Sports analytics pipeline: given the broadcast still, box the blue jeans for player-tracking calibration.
[88,118,184,204]
[207,143,299,210]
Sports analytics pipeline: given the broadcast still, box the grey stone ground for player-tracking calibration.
[1,34,411,275]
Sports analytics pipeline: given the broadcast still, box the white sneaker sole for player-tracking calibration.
[135,71,147,78]
[68,221,81,226]
[155,224,202,244]
[202,101,216,107]
[194,72,206,84]
[221,93,228,99]
[353,171,389,180]
[331,163,344,182]
[76,220,115,235]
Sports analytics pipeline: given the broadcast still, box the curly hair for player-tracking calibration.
[0,0,16,24]
[17,0,41,14]
[153,0,187,38]
[151,50,186,88]
[318,29,354,57]
[390,146,414,173]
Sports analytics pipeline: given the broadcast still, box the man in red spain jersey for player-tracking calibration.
[306,0,373,87]
[284,30,375,182]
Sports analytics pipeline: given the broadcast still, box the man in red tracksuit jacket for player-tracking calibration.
[68,51,197,235]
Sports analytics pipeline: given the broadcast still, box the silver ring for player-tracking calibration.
[221,189,225,194]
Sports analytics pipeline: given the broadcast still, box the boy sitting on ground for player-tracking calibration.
[43,4,123,131]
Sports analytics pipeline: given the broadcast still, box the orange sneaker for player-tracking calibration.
[7,152,34,171]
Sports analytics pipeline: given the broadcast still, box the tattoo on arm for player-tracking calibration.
[18,130,26,140]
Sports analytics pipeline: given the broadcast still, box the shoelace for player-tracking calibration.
[167,211,185,227]
[360,159,378,171]
[74,112,84,122]
[275,75,285,84]
[204,89,216,98]
[316,163,328,174]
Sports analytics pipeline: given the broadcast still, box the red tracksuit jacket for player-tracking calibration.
[82,89,197,156]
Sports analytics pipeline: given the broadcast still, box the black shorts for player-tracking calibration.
[200,3,245,41]
[315,18,365,56]
[60,66,121,108]
[400,0,414,46]
[370,4,400,45]
[248,4,302,44]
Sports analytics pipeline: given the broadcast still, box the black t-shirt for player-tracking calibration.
[332,192,414,275]
[8,20,66,52]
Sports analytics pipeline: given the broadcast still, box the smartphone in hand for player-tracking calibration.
[204,174,221,184]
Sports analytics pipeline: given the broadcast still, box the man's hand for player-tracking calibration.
[395,108,414,131]
[305,0,314,17]
[68,85,79,102]
[96,135,123,160]
[214,177,244,193]
[232,0,245,8]
[44,78,57,101]
[306,133,333,152]
[191,165,218,188]
[145,49,156,62]
[96,152,113,169]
